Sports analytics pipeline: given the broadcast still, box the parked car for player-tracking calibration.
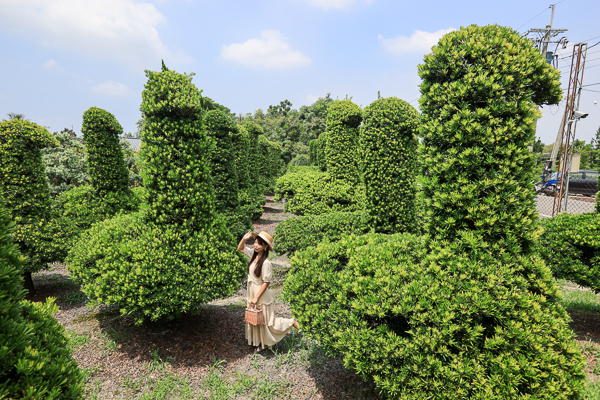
[534,169,598,196]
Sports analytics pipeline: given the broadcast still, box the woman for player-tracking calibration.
[237,231,300,352]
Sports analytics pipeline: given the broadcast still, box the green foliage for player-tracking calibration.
[266,139,284,193]
[0,119,58,274]
[419,24,562,253]
[120,137,142,188]
[82,107,131,199]
[274,210,369,256]
[0,198,84,399]
[283,232,585,399]
[325,100,362,184]
[274,169,365,216]
[67,65,246,323]
[539,212,600,292]
[309,138,319,166]
[41,128,88,198]
[361,97,420,234]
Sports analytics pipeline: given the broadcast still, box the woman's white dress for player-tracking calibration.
[243,247,295,349]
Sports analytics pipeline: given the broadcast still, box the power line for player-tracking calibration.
[582,88,600,93]
[517,7,550,31]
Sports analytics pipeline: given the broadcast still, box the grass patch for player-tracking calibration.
[141,373,195,400]
[66,330,91,351]
[558,284,600,313]
[60,290,87,305]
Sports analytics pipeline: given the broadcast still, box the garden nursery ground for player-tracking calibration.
[30,196,600,400]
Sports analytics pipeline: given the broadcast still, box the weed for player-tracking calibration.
[140,372,195,400]
[60,290,87,305]
[253,376,286,399]
[66,330,90,352]
[81,365,101,382]
[250,353,262,371]
[146,349,166,372]
[55,279,78,289]
[121,372,142,393]
[107,327,128,343]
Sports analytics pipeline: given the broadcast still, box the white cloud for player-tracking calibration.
[305,94,320,104]
[304,0,374,10]
[221,30,312,70]
[0,0,191,68]
[378,28,455,56]
[91,81,131,96]
[43,59,61,69]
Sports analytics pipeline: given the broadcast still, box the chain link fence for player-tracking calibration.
[535,170,598,217]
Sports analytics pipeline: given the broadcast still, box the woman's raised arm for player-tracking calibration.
[237,231,253,253]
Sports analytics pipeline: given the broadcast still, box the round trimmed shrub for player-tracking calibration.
[274,168,365,216]
[0,198,84,399]
[67,65,246,323]
[326,100,362,184]
[419,24,562,252]
[283,233,585,399]
[361,97,420,234]
[274,210,369,256]
[539,212,600,291]
[289,154,309,168]
[0,119,58,292]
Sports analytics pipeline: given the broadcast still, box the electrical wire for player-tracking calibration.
[557,41,600,60]
[582,88,600,93]
[517,7,550,31]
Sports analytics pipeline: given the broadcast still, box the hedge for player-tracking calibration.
[283,232,585,399]
[325,100,362,184]
[419,24,562,253]
[274,210,369,256]
[0,119,58,293]
[361,97,420,234]
[0,197,84,398]
[288,154,309,168]
[539,212,600,291]
[238,121,265,221]
[67,64,246,323]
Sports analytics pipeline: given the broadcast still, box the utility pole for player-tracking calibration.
[523,4,568,169]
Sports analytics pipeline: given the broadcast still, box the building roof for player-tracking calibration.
[123,138,141,151]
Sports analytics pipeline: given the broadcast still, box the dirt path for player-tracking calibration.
[31,196,381,399]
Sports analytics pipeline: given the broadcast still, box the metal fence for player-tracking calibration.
[535,179,597,218]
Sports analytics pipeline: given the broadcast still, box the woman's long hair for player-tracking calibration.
[248,236,269,278]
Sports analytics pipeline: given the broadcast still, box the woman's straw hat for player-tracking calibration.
[252,231,274,252]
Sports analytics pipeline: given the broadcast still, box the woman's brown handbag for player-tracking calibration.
[245,305,264,326]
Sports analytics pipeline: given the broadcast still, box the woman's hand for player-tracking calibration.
[249,296,259,308]
[243,232,253,241]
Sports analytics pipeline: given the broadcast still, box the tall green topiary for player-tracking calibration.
[317,132,328,171]
[0,119,58,294]
[284,24,585,399]
[419,24,562,253]
[204,110,251,240]
[82,107,135,208]
[0,197,84,398]
[205,110,240,213]
[361,97,420,234]
[266,140,283,193]
[67,65,246,324]
[240,121,265,220]
[325,100,362,184]
[309,138,319,166]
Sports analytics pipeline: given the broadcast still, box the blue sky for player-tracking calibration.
[1,0,599,146]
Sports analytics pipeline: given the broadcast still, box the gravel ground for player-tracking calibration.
[31,196,381,399]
